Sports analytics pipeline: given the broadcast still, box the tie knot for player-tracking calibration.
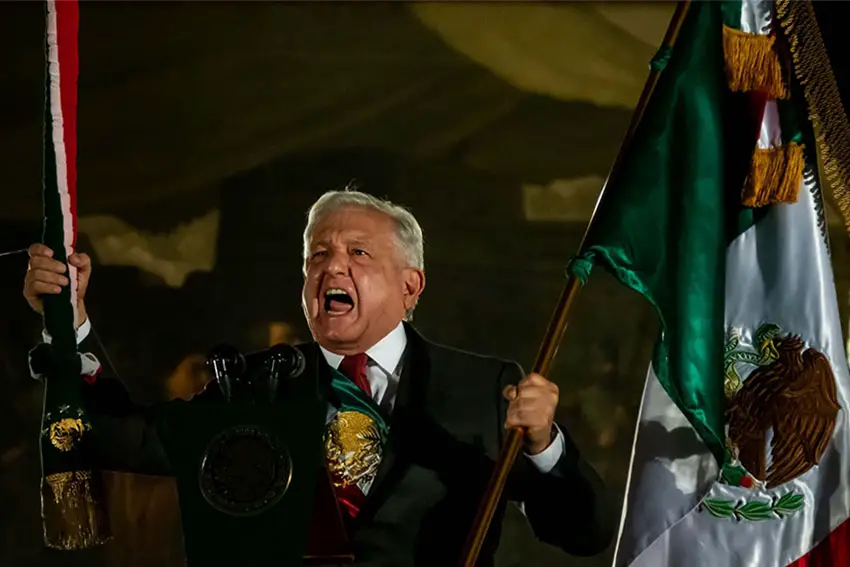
[339,353,369,384]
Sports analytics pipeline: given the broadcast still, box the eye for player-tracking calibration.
[311,250,327,260]
[352,249,368,256]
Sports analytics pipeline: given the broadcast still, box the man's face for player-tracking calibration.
[302,206,425,355]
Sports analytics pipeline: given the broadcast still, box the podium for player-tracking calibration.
[153,343,354,566]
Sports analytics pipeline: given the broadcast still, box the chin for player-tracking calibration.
[316,318,361,343]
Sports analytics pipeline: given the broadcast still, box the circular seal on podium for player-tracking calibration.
[199,425,293,517]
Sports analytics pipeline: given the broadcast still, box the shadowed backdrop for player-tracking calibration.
[1,2,849,566]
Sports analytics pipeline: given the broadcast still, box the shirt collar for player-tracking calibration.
[319,321,407,375]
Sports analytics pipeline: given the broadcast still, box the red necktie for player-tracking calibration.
[339,353,372,397]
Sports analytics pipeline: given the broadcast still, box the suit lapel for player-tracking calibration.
[353,322,431,525]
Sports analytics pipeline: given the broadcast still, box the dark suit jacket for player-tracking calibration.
[75,323,613,566]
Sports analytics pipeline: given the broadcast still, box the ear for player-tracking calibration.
[402,268,426,311]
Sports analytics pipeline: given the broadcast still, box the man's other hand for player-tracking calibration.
[24,243,91,329]
[503,372,559,455]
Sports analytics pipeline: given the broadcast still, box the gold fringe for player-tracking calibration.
[723,25,789,100]
[42,470,111,549]
[742,143,806,208]
[776,0,850,235]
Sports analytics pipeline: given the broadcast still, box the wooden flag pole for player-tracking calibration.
[457,2,691,565]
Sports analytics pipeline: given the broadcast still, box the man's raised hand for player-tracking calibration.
[23,243,91,329]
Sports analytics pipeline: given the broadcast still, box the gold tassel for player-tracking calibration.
[776,0,850,236]
[723,25,789,100]
[42,470,111,549]
[742,143,805,208]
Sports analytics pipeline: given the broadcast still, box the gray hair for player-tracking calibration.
[302,189,425,319]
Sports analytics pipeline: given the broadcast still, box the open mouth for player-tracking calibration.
[324,288,355,316]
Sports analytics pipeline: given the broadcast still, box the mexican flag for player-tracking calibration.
[38,0,110,550]
[567,1,850,565]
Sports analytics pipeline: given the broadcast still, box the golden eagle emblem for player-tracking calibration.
[48,418,89,452]
[325,411,382,490]
[726,330,840,488]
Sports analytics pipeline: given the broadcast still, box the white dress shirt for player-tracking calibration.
[319,322,566,476]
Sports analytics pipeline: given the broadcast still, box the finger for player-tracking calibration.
[515,387,559,405]
[512,398,556,418]
[520,373,554,388]
[515,386,544,401]
[69,253,91,270]
[505,409,525,429]
[502,385,517,401]
[28,256,67,274]
[26,269,70,287]
[28,281,63,296]
[518,378,558,398]
[506,408,552,430]
[28,243,54,259]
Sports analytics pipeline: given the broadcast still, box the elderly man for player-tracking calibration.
[24,190,613,565]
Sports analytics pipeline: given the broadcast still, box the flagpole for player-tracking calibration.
[457,2,692,565]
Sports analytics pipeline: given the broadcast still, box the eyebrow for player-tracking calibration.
[310,237,373,250]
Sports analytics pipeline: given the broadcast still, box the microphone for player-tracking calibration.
[248,343,306,381]
[249,344,306,403]
[206,344,246,403]
[205,343,306,403]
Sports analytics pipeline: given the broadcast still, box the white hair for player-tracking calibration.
[302,189,425,319]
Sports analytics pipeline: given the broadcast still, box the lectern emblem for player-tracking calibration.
[199,425,293,517]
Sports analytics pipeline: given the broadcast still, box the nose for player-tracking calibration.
[324,248,349,276]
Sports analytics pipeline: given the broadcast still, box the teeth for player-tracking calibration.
[325,288,348,296]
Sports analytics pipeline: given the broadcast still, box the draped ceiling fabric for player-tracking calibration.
[1,1,667,219]
[0,1,845,282]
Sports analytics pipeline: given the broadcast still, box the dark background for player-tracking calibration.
[2,2,849,566]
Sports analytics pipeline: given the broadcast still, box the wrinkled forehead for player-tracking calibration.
[308,207,396,248]
[309,230,375,250]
